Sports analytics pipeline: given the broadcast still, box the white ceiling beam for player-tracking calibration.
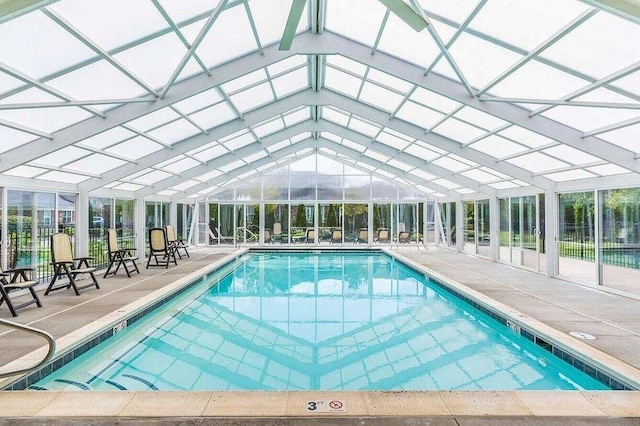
[0,174,76,192]
[0,117,51,139]
[480,96,640,110]
[0,98,154,110]
[581,114,640,138]
[42,8,159,97]
[556,171,640,192]
[0,33,306,173]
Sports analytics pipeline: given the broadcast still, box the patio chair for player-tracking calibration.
[45,232,100,296]
[104,228,139,278]
[399,231,411,243]
[305,228,315,243]
[356,228,368,244]
[166,224,189,258]
[0,266,42,317]
[272,222,282,243]
[263,229,272,244]
[208,227,235,245]
[146,228,177,269]
[375,228,390,243]
[330,228,342,244]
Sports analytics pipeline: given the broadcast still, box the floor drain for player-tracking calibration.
[569,331,596,340]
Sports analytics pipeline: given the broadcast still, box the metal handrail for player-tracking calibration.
[235,227,258,246]
[0,318,55,379]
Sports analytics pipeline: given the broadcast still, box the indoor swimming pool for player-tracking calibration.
[28,251,615,391]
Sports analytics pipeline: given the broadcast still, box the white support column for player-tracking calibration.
[456,200,464,252]
[135,197,146,258]
[594,189,602,285]
[77,189,89,257]
[545,189,558,277]
[368,202,374,245]
[1,187,7,270]
[170,201,178,228]
[490,196,500,262]
[259,203,265,245]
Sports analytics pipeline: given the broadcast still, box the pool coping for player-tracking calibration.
[1,248,640,419]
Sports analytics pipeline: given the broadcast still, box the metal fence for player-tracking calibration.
[558,241,640,269]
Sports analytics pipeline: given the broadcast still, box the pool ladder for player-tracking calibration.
[0,318,56,379]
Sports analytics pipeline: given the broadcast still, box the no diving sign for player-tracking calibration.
[306,400,347,413]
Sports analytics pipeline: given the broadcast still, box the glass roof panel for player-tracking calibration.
[65,154,127,174]
[193,144,228,162]
[364,150,390,163]
[376,130,412,150]
[148,119,201,144]
[171,180,200,191]
[221,69,267,94]
[544,169,597,182]
[507,152,568,173]
[250,0,308,47]
[443,32,523,89]
[326,55,367,76]
[349,116,380,137]
[130,169,172,185]
[415,0,479,24]
[432,117,486,143]
[461,168,501,183]
[113,182,145,191]
[540,11,640,79]
[541,94,639,132]
[586,164,630,176]
[271,67,309,98]
[77,127,135,149]
[219,159,245,173]
[432,178,459,189]
[253,117,285,138]
[192,6,258,69]
[162,158,200,174]
[455,107,507,130]
[49,0,168,51]
[366,68,412,93]
[32,146,89,167]
[244,151,268,163]
[0,71,24,97]
[498,126,555,148]
[410,87,460,114]
[409,168,435,181]
[432,156,470,172]
[283,108,310,127]
[611,71,640,98]
[174,88,223,114]
[107,137,164,160]
[267,55,307,76]
[0,127,37,153]
[229,82,274,113]
[223,132,255,151]
[387,158,413,172]
[35,170,88,184]
[468,135,527,158]
[324,67,362,98]
[469,0,591,51]
[4,165,45,178]
[377,13,439,69]
[489,181,520,189]
[490,61,589,99]
[598,123,640,153]
[359,82,404,112]
[341,139,366,153]
[156,0,215,23]
[404,143,441,161]
[325,0,386,46]
[157,190,177,196]
[189,102,237,129]
[195,169,224,182]
[322,132,341,143]
[0,10,96,79]
[290,132,311,143]
[127,107,180,132]
[266,139,290,154]
[395,101,445,129]
[47,59,147,100]
[542,145,599,165]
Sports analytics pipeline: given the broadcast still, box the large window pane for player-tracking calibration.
[344,203,368,244]
[558,192,595,284]
[477,199,490,257]
[115,199,135,249]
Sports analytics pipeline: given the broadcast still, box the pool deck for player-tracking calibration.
[1,246,640,424]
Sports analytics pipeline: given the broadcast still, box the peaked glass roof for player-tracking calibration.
[1,0,640,201]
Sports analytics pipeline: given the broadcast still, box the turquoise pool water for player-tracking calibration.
[33,252,608,391]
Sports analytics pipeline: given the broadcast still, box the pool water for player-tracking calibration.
[33,252,608,391]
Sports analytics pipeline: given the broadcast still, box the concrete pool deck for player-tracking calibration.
[1,246,640,424]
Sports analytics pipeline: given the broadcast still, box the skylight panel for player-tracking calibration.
[498,127,555,148]
[489,181,520,189]
[221,69,267,94]
[171,180,200,191]
[432,156,470,172]
[37,170,89,184]
[376,169,395,179]
[244,151,268,163]
[541,12,640,79]
[4,165,45,178]
[541,104,639,134]
[326,55,367,76]
[189,102,237,129]
[364,150,390,163]
[78,127,135,150]
[387,159,413,172]
[0,71,23,97]
[156,0,215,24]
[157,190,178,197]
[469,135,527,159]
[113,182,145,191]
[228,82,274,113]
[377,12,439,69]
[441,32,522,89]
[272,67,309,98]
[266,140,290,153]
[161,157,200,174]
[409,168,435,181]
[404,143,440,161]
[250,0,308,47]
[130,169,172,185]
[253,117,285,138]
[267,55,307,77]
[461,168,501,183]
[148,119,201,145]
[542,146,598,165]
[106,137,164,160]
[341,139,367,153]
[376,130,411,150]
[192,143,227,162]
[33,146,89,167]
[359,82,404,112]
[290,132,311,143]
[395,101,445,129]
[611,70,640,98]
[321,132,342,143]
[223,132,255,151]
[432,117,486,143]
[356,162,376,171]
[598,123,640,153]
[326,0,387,46]
[47,59,147,101]
[0,95,91,134]
[455,107,507,131]
[65,154,127,174]
[322,107,350,127]
[324,67,362,98]
[349,116,380,137]
[127,108,180,132]
[0,127,37,153]
[507,152,568,173]
[0,10,96,79]
[469,0,591,51]
[114,33,195,91]
[174,88,223,115]
[586,164,630,176]
[195,169,224,182]
[193,6,258,69]
[156,155,184,169]
[414,0,478,24]
[366,68,412,93]
[544,169,597,182]
[219,159,245,173]
[490,61,589,99]
[410,87,460,114]
[283,108,310,127]
[432,178,459,190]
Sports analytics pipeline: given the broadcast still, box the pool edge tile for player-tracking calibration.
[513,390,607,417]
[581,391,640,417]
[365,391,450,416]
[118,391,212,417]
[440,391,533,416]
[203,391,288,416]
[35,391,134,417]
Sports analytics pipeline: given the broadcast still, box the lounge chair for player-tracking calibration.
[104,229,139,278]
[375,228,390,243]
[208,227,234,244]
[305,228,315,243]
[330,228,342,244]
[356,228,368,244]
[272,222,282,243]
[45,232,100,296]
[0,266,42,317]
[399,231,410,243]
[263,229,272,244]
[146,228,177,269]
[166,224,189,258]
